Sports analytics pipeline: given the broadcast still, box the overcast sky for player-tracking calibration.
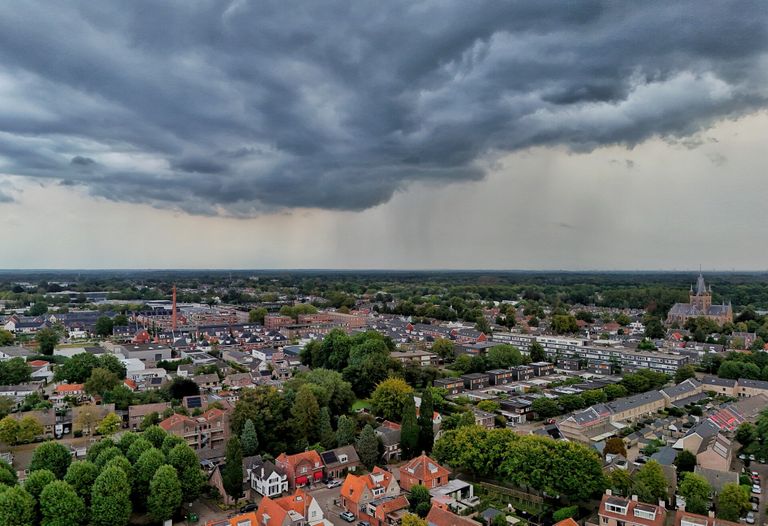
[0,1,767,269]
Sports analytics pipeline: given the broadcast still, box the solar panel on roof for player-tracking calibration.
[186,396,202,408]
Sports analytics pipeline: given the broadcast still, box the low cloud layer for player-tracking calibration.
[0,1,766,215]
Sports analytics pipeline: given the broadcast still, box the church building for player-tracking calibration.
[666,273,733,325]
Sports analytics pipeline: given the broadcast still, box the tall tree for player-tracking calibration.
[292,386,320,443]
[371,377,414,422]
[528,342,547,362]
[142,425,167,448]
[336,415,357,446]
[94,316,114,337]
[36,328,59,356]
[400,395,419,458]
[126,438,153,463]
[91,466,132,526]
[674,364,697,384]
[132,448,165,507]
[240,418,259,456]
[356,424,379,470]
[17,416,44,443]
[222,436,244,500]
[64,461,100,506]
[96,413,121,436]
[24,468,56,523]
[417,387,435,453]
[168,443,206,503]
[431,339,455,361]
[632,460,669,504]
[85,368,120,396]
[409,484,432,517]
[674,450,697,473]
[0,458,17,486]
[148,465,183,523]
[717,483,749,522]
[39,481,86,526]
[678,472,711,514]
[0,486,35,526]
[318,407,336,450]
[0,415,20,445]
[30,441,72,479]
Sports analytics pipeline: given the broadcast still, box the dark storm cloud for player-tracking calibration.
[0,0,765,215]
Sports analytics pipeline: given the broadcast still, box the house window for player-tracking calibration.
[634,510,656,520]
[605,504,628,515]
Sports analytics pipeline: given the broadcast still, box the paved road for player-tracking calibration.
[744,461,768,526]
[308,484,346,526]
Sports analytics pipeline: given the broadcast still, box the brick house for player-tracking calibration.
[399,453,451,491]
[461,373,489,390]
[158,407,230,459]
[340,467,408,526]
[275,450,324,489]
[487,369,515,386]
[426,503,482,526]
[320,445,362,479]
[588,490,666,526]
[128,402,171,430]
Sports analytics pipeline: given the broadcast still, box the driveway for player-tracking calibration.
[308,484,347,526]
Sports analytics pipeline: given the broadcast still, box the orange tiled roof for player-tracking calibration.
[205,511,258,526]
[426,505,481,526]
[340,473,368,504]
[274,488,313,515]
[401,453,450,483]
[277,449,322,469]
[56,383,84,393]
[554,519,579,526]
[256,496,289,526]
[28,360,49,367]
[159,413,192,431]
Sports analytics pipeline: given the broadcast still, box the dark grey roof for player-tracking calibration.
[607,390,664,413]
[702,376,736,387]
[661,379,701,399]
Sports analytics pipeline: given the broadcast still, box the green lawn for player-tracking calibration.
[352,399,371,411]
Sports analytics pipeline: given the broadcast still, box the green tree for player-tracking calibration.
[632,460,668,504]
[230,386,292,455]
[531,397,560,419]
[717,482,749,521]
[168,443,206,503]
[56,353,100,383]
[486,345,523,369]
[318,407,336,450]
[86,438,115,462]
[94,446,124,468]
[30,441,72,479]
[336,415,357,447]
[0,415,20,445]
[552,315,579,334]
[402,514,427,526]
[161,434,186,456]
[105,456,132,477]
[0,329,14,346]
[356,424,379,470]
[17,416,44,443]
[529,342,546,362]
[240,418,259,456]
[248,307,268,324]
[400,395,419,458]
[133,448,165,505]
[553,506,579,522]
[85,368,120,395]
[418,387,435,453]
[371,377,414,422]
[736,423,757,446]
[675,364,697,384]
[222,436,244,500]
[679,472,711,514]
[36,328,59,356]
[0,357,32,385]
[91,466,132,526]
[142,424,167,448]
[64,461,99,505]
[674,450,697,473]
[140,412,160,431]
[96,412,121,436]
[0,486,35,526]
[24,468,56,501]
[39,481,85,526]
[94,316,114,337]
[113,314,128,327]
[409,484,432,517]
[0,458,17,486]
[98,354,127,379]
[608,468,632,496]
[603,384,628,400]
[148,465,182,522]
[431,339,455,361]
[292,386,320,443]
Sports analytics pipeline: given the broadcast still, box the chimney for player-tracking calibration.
[659,499,666,509]
[172,285,178,331]
[631,495,638,502]
[708,511,715,518]
[606,489,613,496]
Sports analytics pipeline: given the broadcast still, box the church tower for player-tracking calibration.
[689,273,712,312]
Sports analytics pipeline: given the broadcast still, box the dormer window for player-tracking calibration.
[605,503,628,515]
[634,509,656,520]
[339,454,348,463]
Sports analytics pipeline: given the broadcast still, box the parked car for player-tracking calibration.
[751,502,759,512]
[746,512,756,524]
[357,522,371,526]
[240,503,258,513]
[340,512,355,523]
[327,479,343,489]
[751,484,761,495]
